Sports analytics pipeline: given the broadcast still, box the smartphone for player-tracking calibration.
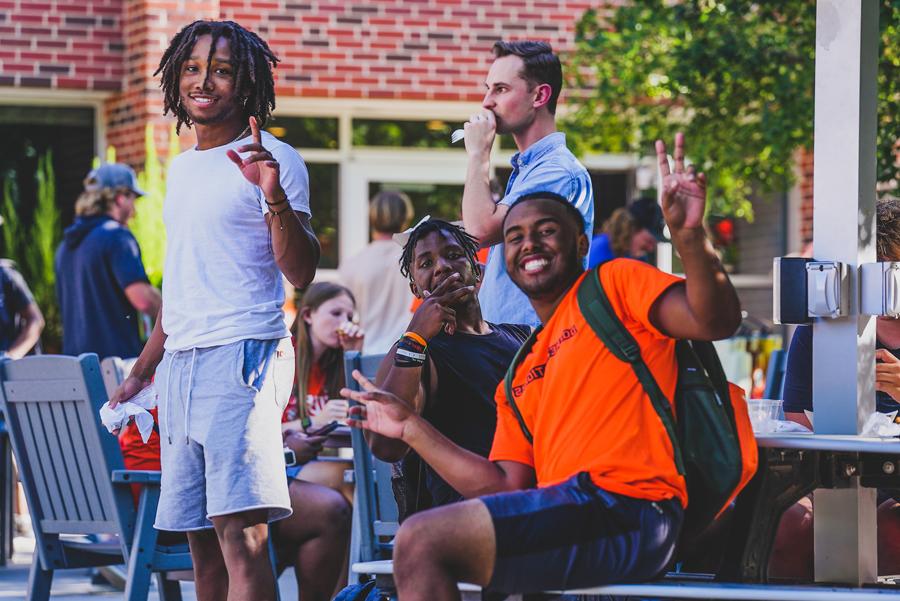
[307,421,340,437]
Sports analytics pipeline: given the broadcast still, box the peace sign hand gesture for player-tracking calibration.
[227,116,284,202]
[656,132,707,236]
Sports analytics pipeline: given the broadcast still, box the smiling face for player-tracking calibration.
[304,293,356,350]
[409,229,479,301]
[503,197,587,300]
[482,54,542,135]
[178,34,243,128]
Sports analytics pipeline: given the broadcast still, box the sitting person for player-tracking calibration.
[773,196,900,579]
[342,133,741,598]
[368,218,530,510]
[274,429,351,601]
[283,281,364,501]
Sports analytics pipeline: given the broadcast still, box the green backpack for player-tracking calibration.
[503,268,758,534]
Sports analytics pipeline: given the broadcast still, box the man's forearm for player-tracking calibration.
[130,307,167,382]
[673,229,741,338]
[268,206,320,289]
[7,317,42,359]
[399,414,516,498]
[368,346,423,461]
[462,155,500,246]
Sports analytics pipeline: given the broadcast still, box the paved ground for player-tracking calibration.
[0,537,301,600]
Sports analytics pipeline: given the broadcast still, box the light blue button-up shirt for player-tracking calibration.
[478,132,594,326]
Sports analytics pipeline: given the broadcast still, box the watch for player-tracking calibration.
[283,447,297,467]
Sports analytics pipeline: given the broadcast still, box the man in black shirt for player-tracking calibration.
[0,259,44,358]
[367,218,529,509]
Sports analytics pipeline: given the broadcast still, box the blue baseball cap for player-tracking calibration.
[84,163,146,197]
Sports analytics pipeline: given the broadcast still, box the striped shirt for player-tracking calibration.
[479,132,594,326]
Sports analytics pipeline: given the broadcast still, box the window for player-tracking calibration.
[265,116,338,150]
[307,163,339,268]
[352,119,460,149]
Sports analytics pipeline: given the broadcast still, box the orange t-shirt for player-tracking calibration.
[489,258,688,507]
[282,361,329,423]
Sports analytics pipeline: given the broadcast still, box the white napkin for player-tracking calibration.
[99,384,158,443]
[861,410,900,437]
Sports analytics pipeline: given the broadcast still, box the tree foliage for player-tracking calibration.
[564,0,899,220]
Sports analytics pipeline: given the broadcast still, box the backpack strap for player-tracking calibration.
[503,325,542,445]
[690,339,735,420]
[575,267,686,475]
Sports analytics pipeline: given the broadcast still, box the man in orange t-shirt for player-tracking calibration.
[342,133,741,598]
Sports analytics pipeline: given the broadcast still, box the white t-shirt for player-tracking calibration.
[338,239,413,354]
[162,131,310,351]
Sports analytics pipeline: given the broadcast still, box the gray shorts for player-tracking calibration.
[154,337,294,531]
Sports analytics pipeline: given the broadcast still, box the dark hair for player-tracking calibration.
[505,191,585,233]
[370,190,414,234]
[155,20,279,133]
[877,197,900,262]
[399,219,481,282]
[492,40,563,115]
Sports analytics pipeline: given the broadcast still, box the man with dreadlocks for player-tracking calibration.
[108,20,319,601]
[365,218,529,511]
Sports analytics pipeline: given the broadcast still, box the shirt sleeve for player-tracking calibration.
[600,259,684,341]
[782,326,813,413]
[107,230,150,290]
[488,381,535,467]
[1,265,34,313]
[269,143,311,218]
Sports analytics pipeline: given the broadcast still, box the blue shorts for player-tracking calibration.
[482,472,683,594]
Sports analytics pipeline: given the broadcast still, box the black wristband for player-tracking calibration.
[394,336,426,368]
[265,196,290,207]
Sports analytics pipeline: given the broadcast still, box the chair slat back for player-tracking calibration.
[344,351,399,562]
[100,356,136,400]
[0,355,132,556]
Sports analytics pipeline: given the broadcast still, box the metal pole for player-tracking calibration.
[811,0,879,584]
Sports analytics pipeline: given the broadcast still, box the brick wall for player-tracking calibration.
[4,0,607,164]
[0,0,124,90]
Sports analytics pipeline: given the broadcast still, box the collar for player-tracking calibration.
[509,132,566,169]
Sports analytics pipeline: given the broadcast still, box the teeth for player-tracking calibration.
[523,258,548,273]
[193,97,214,104]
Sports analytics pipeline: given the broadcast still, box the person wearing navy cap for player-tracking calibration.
[55,162,161,359]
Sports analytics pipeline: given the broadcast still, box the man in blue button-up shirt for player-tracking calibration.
[461,40,594,326]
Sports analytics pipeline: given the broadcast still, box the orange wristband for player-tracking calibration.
[403,331,428,348]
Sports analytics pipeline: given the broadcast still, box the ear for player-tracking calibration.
[532,83,552,110]
[409,280,422,299]
[300,306,313,326]
[576,232,589,259]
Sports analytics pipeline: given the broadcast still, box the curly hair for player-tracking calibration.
[603,208,637,258]
[155,20,279,133]
[399,219,481,283]
[877,197,900,262]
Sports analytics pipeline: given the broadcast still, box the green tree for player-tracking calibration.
[129,123,172,288]
[564,0,899,219]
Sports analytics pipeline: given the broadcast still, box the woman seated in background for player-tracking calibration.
[283,281,364,501]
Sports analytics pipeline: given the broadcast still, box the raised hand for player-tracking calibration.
[463,110,497,159]
[340,370,415,440]
[226,116,284,202]
[337,321,365,352]
[876,349,900,401]
[656,132,707,234]
[408,272,474,339]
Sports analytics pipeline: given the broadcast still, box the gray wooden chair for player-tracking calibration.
[0,353,191,601]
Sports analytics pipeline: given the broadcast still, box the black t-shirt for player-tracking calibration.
[784,325,900,415]
[0,261,35,352]
[55,216,150,359]
[421,322,530,506]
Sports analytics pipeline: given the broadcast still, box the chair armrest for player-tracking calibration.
[111,469,162,484]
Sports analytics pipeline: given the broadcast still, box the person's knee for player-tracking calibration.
[394,512,440,574]
[216,513,269,557]
[320,488,352,535]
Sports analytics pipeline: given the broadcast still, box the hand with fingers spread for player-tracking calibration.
[655,132,707,235]
[876,349,900,401]
[408,273,475,339]
[463,110,497,159]
[226,115,285,204]
[341,369,417,440]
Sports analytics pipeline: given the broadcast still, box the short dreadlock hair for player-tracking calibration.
[399,219,481,283]
[155,20,279,133]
